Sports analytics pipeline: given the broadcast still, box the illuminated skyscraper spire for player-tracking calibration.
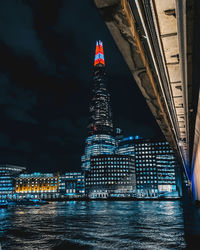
[81,41,115,171]
[88,40,113,136]
[94,40,105,66]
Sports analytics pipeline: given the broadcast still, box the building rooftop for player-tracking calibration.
[0,164,26,172]
[18,172,55,178]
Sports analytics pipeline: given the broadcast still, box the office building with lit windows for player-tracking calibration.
[156,154,181,197]
[81,134,116,170]
[59,172,85,198]
[0,165,25,203]
[15,172,59,199]
[81,40,116,171]
[81,40,182,200]
[134,139,181,198]
[85,154,136,198]
[116,135,142,156]
[116,136,182,198]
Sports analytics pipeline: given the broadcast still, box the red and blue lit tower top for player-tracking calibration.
[94,40,105,67]
[88,40,113,136]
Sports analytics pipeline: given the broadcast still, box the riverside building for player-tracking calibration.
[0,165,25,202]
[134,139,181,198]
[117,137,182,198]
[85,154,136,198]
[15,172,59,199]
[59,172,85,198]
[156,154,181,197]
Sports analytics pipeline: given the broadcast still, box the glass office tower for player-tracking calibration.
[88,40,113,136]
[81,41,116,171]
[81,134,116,170]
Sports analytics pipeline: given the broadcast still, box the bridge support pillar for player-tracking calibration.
[191,90,200,201]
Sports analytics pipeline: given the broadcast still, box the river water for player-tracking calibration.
[0,201,187,249]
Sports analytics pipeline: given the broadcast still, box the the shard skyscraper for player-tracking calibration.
[81,41,116,171]
[88,40,114,136]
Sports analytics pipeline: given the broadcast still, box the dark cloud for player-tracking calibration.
[0,74,37,123]
[47,136,65,147]
[15,141,32,153]
[0,133,10,149]
[0,0,163,172]
[49,119,75,133]
[5,106,37,124]
[0,132,32,153]
[0,1,55,71]
[49,117,87,136]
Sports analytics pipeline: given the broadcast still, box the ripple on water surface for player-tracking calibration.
[0,201,186,249]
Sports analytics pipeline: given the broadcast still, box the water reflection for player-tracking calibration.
[0,201,186,249]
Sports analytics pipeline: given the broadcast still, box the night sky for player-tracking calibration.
[0,0,163,173]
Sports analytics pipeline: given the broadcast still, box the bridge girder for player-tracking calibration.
[94,0,196,183]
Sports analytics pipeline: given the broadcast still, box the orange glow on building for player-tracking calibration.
[15,173,59,194]
[94,40,105,66]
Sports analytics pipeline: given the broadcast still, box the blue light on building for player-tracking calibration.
[81,134,116,171]
[134,139,181,198]
[59,172,85,197]
[115,137,182,198]
[85,154,136,199]
[116,136,139,156]
[0,165,25,202]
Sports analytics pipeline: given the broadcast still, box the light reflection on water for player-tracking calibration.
[0,201,186,249]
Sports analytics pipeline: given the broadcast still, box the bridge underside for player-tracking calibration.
[94,0,200,199]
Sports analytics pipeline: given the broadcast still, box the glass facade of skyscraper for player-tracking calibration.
[81,134,116,170]
[81,41,116,171]
[88,40,113,136]
[116,136,142,156]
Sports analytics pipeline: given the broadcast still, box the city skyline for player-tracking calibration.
[0,1,198,249]
[0,1,163,172]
